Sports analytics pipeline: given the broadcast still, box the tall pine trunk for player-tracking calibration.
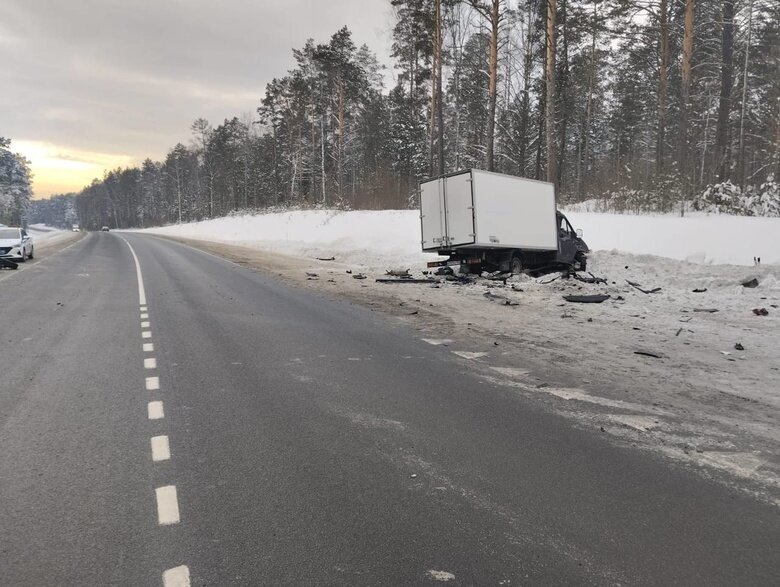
[678,0,695,215]
[657,0,670,175]
[715,0,734,181]
[545,0,557,186]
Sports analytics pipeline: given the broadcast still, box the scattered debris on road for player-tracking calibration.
[694,308,719,313]
[352,273,367,280]
[741,277,759,288]
[316,256,335,261]
[385,268,411,278]
[735,342,745,350]
[692,288,708,293]
[752,308,769,316]
[0,257,18,270]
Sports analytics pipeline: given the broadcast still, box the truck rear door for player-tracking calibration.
[443,172,475,247]
[420,178,446,250]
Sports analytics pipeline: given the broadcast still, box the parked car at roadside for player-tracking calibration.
[101,226,110,232]
[0,227,34,262]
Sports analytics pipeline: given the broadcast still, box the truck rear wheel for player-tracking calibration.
[510,254,523,275]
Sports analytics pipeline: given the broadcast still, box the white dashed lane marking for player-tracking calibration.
[151,435,171,462]
[122,238,190,580]
[163,565,191,587]
[148,401,164,420]
[156,485,181,525]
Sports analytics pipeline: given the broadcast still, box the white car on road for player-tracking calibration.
[0,227,34,262]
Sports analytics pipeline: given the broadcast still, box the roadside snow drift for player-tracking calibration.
[141,209,780,268]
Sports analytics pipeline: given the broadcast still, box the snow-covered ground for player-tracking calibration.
[27,224,75,247]
[140,209,780,502]
[143,209,780,268]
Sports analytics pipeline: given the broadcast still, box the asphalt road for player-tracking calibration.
[1,232,778,586]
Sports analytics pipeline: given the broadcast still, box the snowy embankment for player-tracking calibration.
[142,209,780,268]
[28,224,72,246]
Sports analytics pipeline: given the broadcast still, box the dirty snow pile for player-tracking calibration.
[141,209,780,269]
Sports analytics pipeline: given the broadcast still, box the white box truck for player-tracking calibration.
[420,169,588,273]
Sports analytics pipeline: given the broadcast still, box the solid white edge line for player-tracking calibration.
[143,343,154,352]
[120,238,147,306]
[155,485,180,525]
[163,565,191,587]
[151,435,171,461]
[146,376,160,391]
[144,357,157,369]
[148,401,164,419]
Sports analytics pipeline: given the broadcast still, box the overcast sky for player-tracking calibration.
[1,0,394,198]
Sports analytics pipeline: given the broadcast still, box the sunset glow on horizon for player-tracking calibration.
[12,140,136,200]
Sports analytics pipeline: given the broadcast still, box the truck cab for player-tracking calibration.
[556,211,589,270]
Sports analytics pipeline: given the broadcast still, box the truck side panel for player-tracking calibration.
[471,170,557,250]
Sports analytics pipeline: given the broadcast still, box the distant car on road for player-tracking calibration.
[72,224,80,232]
[101,226,110,232]
[0,227,34,262]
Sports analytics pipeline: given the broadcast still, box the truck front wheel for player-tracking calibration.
[574,252,587,272]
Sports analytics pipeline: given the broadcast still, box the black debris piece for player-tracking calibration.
[752,308,769,316]
[741,277,759,288]
[376,278,435,284]
[675,328,683,336]
[734,342,745,351]
[0,257,18,270]
[316,256,335,261]
[563,294,611,303]
[305,272,319,278]
[352,273,367,280]
[692,288,708,293]
[435,266,454,276]
[626,280,662,294]
[385,268,411,278]
[693,308,719,313]
[483,291,518,305]
[634,350,663,359]
[573,272,607,285]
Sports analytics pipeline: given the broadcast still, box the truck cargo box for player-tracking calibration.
[420,169,558,252]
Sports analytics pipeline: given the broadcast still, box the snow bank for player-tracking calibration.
[566,212,780,266]
[141,209,780,268]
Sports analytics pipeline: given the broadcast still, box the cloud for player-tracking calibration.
[0,0,393,196]
[12,140,135,199]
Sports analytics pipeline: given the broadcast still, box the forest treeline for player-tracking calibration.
[0,138,32,226]
[37,0,780,229]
